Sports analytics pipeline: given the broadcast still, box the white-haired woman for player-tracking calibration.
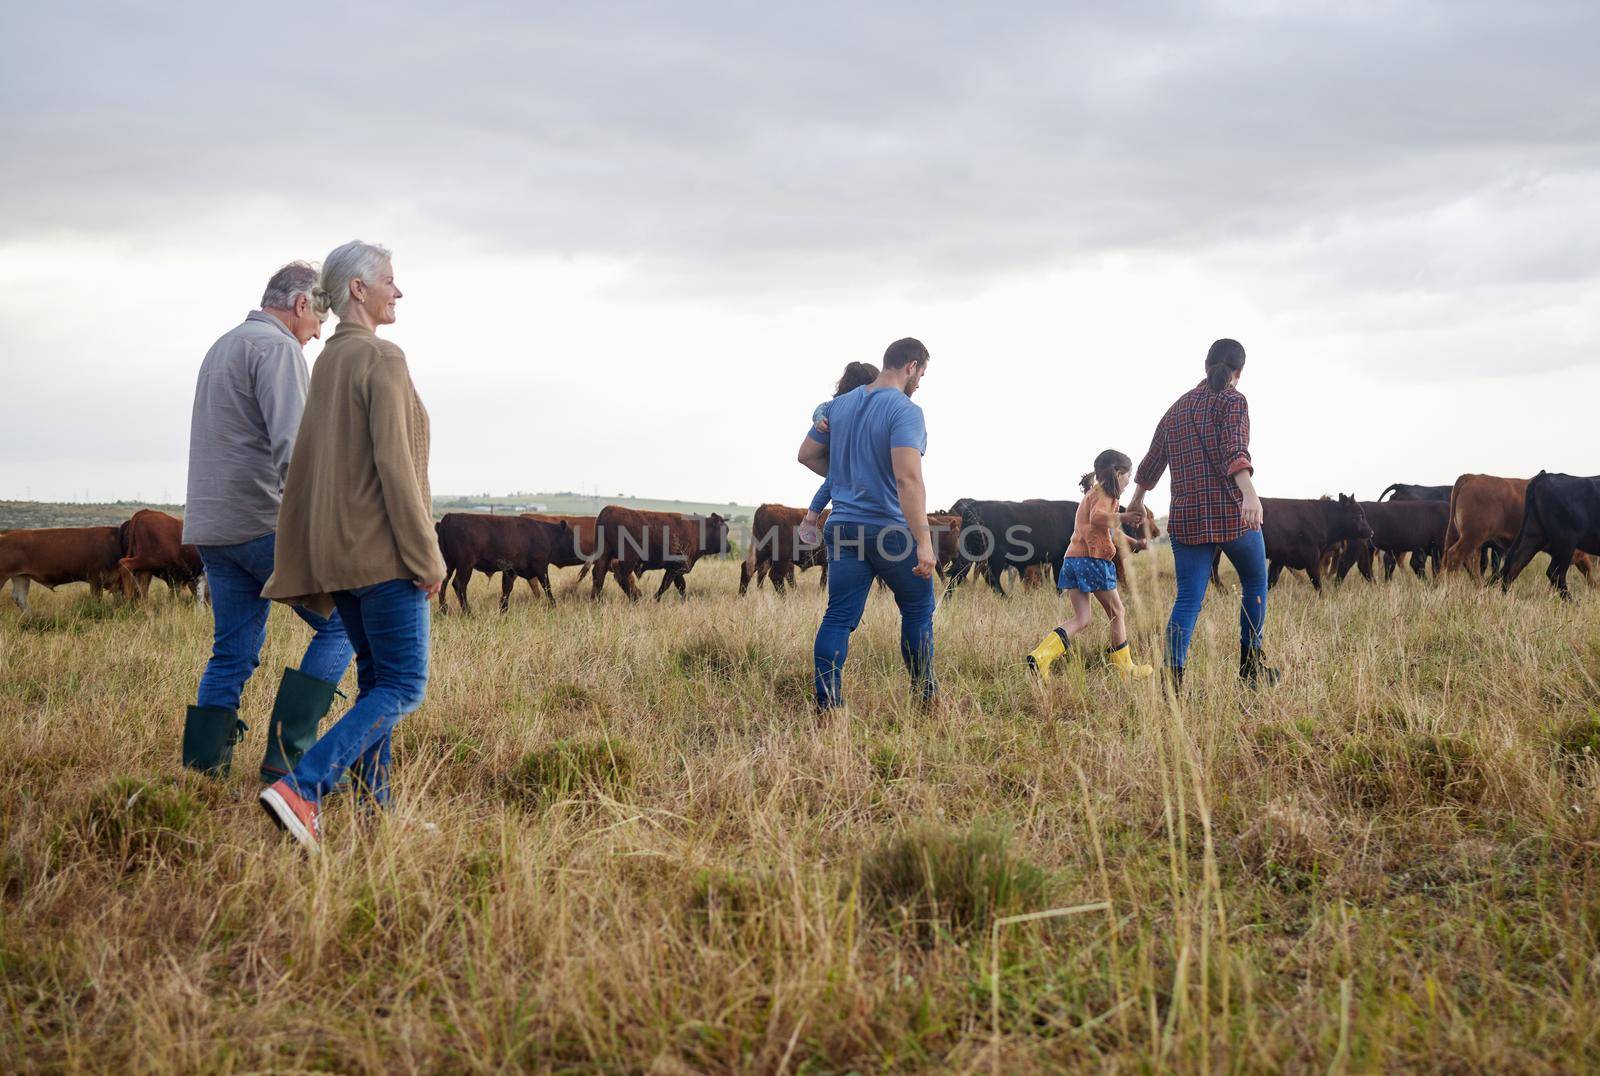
[260,240,446,851]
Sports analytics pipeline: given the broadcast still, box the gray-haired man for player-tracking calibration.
[181,263,354,779]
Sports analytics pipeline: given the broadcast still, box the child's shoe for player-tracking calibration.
[1026,628,1070,681]
[1106,641,1154,680]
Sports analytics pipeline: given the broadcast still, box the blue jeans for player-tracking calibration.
[197,533,353,710]
[1166,530,1268,669]
[289,579,430,806]
[814,523,936,709]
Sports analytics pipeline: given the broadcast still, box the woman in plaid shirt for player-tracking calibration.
[1125,339,1277,687]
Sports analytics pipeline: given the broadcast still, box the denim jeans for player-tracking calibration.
[289,579,430,806]
[1166,529,1268,669]
[196,533,353,710]
[814,523,936,709]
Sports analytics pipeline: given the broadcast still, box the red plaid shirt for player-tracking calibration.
[1135,381,1254,545]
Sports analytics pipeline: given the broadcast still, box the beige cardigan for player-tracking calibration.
[263,322,445,615]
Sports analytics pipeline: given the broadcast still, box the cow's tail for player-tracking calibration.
[1377,483,1401,502]
[1443,474,1469,559]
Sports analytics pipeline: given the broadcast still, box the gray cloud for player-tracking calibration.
[5,1,1598,289]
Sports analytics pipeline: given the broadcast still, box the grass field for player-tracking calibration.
[3,551,1600,1072]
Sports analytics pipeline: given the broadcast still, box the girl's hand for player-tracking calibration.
[417,578,443,598]
[1119,510,1146,527]
[1130,537,1149,552]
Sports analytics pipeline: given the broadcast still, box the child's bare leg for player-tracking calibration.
[1057,590,1095,639]
[1093,589,1128,646]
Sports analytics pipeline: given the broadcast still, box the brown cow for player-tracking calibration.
[1443,474,1595,586]
[0,526,126,614]
[436,513,572,614]
[740,504,830,595]
[520,513,602,593]
[590,508,729,601]
[118,509,204,600]
[927,513,963,581]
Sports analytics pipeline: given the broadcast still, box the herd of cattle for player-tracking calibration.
[0,509,203,613]
[2,472,1597,615]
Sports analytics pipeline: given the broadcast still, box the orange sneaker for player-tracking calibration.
[259,779,320,853]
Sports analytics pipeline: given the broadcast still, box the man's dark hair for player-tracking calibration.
[882,337,929,370]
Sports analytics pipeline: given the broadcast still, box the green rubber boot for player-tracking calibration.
[182,706,247,777]
[260,668,341,784]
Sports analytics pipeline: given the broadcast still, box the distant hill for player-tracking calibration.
[432,492,758,523]
[0,501,183,529]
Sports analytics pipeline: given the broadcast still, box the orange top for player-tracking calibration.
[1065,485,1119,560]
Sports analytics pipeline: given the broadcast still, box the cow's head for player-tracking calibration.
[1331,493,1373,542]
[701,513,730,555]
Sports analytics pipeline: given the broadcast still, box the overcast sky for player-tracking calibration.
[2,1,1596,512]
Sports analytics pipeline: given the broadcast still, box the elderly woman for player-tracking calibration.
[259,240,446,851]
[1125,339,1277,688]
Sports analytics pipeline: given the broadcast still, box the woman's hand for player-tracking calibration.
[1240,493,1264,531]
[417,578,443,598]
[814,417,830,433]
[1119,509,1146,527]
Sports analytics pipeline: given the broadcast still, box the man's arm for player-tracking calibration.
[798,434,829,477]
[892,446,936,578]
[254,341,310,489]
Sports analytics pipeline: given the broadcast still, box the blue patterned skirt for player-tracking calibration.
[1057,555,1117,593]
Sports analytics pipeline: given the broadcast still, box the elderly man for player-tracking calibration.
[181,262,354,780]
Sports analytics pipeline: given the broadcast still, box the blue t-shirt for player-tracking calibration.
[805,385,927,527]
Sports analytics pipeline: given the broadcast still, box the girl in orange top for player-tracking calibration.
[1027,449,1154,681]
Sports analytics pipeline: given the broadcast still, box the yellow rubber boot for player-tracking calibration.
[1107,641,1154,680]
[1026,628,1070,681]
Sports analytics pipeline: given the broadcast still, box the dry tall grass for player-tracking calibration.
[3,552,1600,1072]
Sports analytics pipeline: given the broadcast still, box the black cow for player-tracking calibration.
[944,499,1074,598]
[1377,483,1452,503]
[1335,500,1450,583]
[1214,496,1371,592]
[943,497,1153,599]
[1496,472,1600,599]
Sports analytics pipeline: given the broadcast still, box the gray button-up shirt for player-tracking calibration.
[183,311,310,546]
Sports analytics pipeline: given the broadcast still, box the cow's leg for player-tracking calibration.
[674,571,688,599]
[499,571,516,613]
[1307,560,1324,594]
[536,566,556,605]
[1210,547,1223,585]
[438,568,454,614]
[590,557,610,600]
[452,566,472,615]
[985,560,1007,597]
[739,561,752,596]
[818,561,828,589]
[1381,550,1396,581]
[1497,530,1545,592]
[9,577,30,614]
[1267,561,1284,589]
[614,563,641,601]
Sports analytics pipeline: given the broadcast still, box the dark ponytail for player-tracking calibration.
[834,361,879,397]
[1081,448,1133,496]
[1205,338,1246,391]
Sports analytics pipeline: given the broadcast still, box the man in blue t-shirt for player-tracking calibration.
[797,337,936,710]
